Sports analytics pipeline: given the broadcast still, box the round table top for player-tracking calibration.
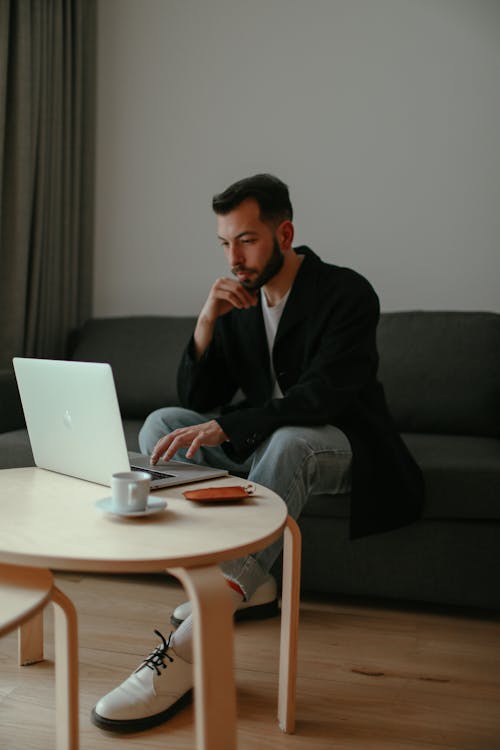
[0,468,288,573]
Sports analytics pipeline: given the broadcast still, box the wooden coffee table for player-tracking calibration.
[0,467,301,750]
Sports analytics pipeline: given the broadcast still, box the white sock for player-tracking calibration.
[171,585,243,664]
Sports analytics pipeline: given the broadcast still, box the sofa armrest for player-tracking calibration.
[0,369,25,433]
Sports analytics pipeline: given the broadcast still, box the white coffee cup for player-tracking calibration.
[111,471,151,513]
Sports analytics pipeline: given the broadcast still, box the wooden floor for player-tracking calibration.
[0,572,499,750]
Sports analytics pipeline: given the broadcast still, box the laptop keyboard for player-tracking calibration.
[130,466,175,480]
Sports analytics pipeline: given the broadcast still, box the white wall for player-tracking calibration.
[94,0,500,316]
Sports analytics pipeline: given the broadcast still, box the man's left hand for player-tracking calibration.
[150,420,229,464]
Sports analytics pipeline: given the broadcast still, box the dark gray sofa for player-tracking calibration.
[1,311,499,610]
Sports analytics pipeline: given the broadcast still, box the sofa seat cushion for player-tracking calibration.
[302,433,500,523]
[0,429,34,469]
[123,419,144,452]
[403,433,500,521]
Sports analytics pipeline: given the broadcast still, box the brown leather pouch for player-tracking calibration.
[182,484,255,503]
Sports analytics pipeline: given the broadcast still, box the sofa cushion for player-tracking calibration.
[123,419,143,452]
[298,516,500,608]
[302,433,500,523]
[0,429,34,469]
[0,370,25,432]
[403,433,500,521]
[70,316,196,418]
[377,311,500,437]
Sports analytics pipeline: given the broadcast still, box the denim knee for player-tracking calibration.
[252,427,316,469]
[265,424,350,454]
[249,424,352,500]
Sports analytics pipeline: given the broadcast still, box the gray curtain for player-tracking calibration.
[0,0,96,369]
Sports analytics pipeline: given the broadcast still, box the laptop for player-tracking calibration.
[12,357,228,489]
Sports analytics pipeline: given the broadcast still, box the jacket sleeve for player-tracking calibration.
[177,320,240,413]
[217,276,380,460]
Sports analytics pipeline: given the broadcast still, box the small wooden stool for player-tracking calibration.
[0,563,79,750]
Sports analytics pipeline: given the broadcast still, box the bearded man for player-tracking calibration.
[92,173,424,733]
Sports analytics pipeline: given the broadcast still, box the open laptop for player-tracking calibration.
[12,357,228,489]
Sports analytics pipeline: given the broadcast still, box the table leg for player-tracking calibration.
[278,516,301,733]
[52,586,79,750]
[18,610,44,665]
[169,565,237,750]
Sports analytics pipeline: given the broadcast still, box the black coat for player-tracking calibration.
[178,246,424,538]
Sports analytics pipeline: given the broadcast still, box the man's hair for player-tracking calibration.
[212,173,293,224]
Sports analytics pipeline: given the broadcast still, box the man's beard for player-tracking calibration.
[232,237,284,290]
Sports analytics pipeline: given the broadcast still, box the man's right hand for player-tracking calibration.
[200,277,258,322]
[194,278,258,359]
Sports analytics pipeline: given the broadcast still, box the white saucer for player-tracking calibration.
[95,496,167,517]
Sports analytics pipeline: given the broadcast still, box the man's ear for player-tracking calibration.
[277,220,294,251]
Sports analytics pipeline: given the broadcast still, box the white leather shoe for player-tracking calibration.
[91,630,193,733]
[170,574,279,627]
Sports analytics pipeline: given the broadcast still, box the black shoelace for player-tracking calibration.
[135,630,174,676]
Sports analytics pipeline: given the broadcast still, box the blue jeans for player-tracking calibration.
[139,407,352,600]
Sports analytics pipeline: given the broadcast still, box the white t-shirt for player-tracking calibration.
[261,288,291,398]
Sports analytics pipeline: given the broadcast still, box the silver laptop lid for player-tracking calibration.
[13,357,228,488]
[13,358,131,485]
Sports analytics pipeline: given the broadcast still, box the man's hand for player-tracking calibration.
[150,419,229,464]
[200,277,258,323]
[194,278,258,360]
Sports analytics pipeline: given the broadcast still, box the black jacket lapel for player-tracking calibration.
[274,246,321,347]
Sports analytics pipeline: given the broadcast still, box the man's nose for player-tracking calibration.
[227,243,244,267]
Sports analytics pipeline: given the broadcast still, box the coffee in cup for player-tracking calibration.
[111,471,151,513]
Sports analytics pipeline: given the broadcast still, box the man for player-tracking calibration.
[92,174,424,733]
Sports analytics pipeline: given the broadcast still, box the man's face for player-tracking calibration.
[217,198,284,290]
